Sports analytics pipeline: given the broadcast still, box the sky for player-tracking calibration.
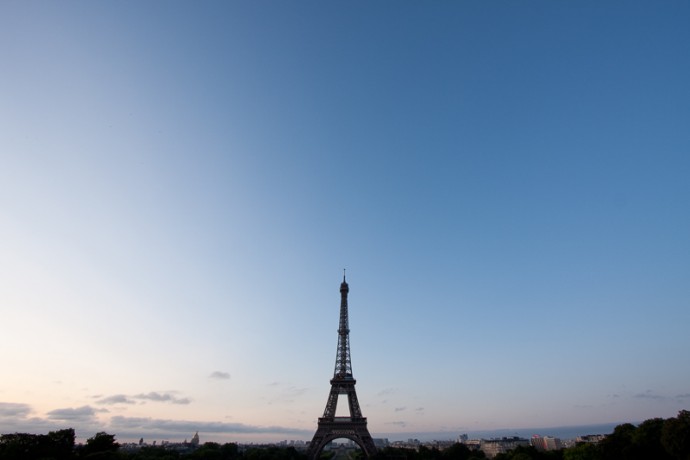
[1,0,690,445]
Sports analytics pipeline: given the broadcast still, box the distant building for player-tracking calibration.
[463,439,482,450]
[480,437,529,458]
[544,436,561,450]
[577,434,606,444]
[373,438,390,448]
[190,432,200,447]
[531,435,562,451]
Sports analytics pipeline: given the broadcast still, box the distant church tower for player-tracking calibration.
[307,275,377,460]
[190,431,200,446]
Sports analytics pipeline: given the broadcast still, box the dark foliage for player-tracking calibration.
[370,446,416,460]
[562,443,597,460]
[188,442,240,460]
[442,442,485,460]
[370,444,485,460]
[662,410,690,460]
[0,428,75,460]
[77,431,121,459]
[494,445,563,460]
[124,445,182,459]
[243,446,305,460]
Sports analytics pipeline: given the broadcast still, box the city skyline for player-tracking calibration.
[2,1,689,444]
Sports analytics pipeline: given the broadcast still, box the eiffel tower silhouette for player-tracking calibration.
[307,274,377,460]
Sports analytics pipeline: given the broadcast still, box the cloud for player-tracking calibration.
[0,402,308,443]
[109,416,311,437]
[210,371,231,380]
[95,392,191,406]
[134,392,191,405]
[46,406,97,422]
[377,388,396,396]
[634,390,666,401]
[95,394,136,405]
[265,383,309,404]
[0,402,32,418]
[0,403,66,434]
[282,387,307,398]
[385,421,407,427]
[394,407,406,412]
[676,393,690,399]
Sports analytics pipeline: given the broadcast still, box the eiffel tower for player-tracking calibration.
[307,275,377,460]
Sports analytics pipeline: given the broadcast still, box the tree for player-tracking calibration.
[191,442,241,460]
[0,433,40,460]
[190,442,222,460]
[563,443,598,460]
[243,446,307,460]
[598,423,636,460]
[0,428,75,460]
[47,428,77,460]
[123,445,180,459]
[80,431,120,459]
[220,442,240,460]
[418,445,442,460]
[442,443,476,460]
[662,410,690,460]
[370,446,416,460]
[630,417,671,460]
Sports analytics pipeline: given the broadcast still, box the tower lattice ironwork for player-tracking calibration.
[307,275,377,460]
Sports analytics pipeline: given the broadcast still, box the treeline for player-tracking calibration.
[373,410,690,460]
[490,410,690,460]
[0,430,304,460]
[0,430,118,460]
[1,411,688,460]
[372,442,486,460]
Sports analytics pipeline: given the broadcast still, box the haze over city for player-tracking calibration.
[1,1,689,445]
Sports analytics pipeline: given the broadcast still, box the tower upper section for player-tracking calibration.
[333,274,353,379]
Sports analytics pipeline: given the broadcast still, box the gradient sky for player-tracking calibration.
[1,0,689,445]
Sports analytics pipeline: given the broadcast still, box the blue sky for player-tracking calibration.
[1,0,689,444]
